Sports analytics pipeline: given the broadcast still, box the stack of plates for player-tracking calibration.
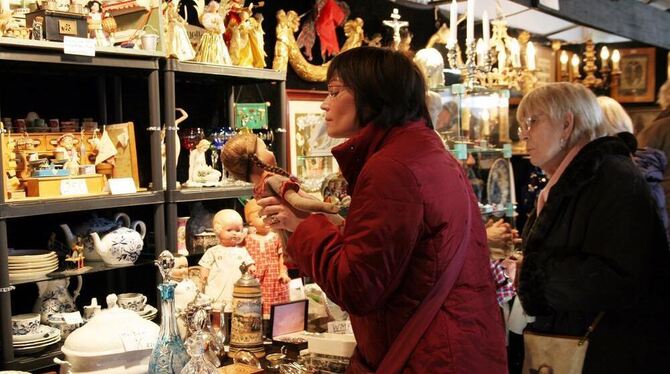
[136,304,158,321]
[12,325,61,355]
[9,250,58,282]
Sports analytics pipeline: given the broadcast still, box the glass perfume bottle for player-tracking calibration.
[148,251,190,374]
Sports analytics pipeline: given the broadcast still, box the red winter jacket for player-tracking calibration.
[287,120,507,373]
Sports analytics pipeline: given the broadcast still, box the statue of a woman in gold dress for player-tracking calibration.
[194,1,232,65]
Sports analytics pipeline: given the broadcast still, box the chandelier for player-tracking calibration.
[557,39,621,91]
[444,0,538,94]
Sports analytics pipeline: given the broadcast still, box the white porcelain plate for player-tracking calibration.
[8,258,58,268]
[12,325,60,343]
[8,250,57,263]
[13,333,60,348]
[487,158,511,208]
[8,267,58,282]
[8,263,59,274]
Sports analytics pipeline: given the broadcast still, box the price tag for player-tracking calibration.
[63,36,96,57]
[539,0,560,10]
[120,331,155,352]
[61,179,88,195]
[454,143,468,160]
[327,320,353,334]
[503,143,512,158]
[108,177,138,195]
[61,311,84,325]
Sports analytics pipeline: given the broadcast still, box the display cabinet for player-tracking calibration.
[161,60,287,252]
[0,38,164,371]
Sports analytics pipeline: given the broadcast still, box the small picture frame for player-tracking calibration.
[611,47,656,103]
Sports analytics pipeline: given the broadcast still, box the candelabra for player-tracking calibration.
[447,39,492,91]
[484,24,538,94]
[559,39,621,92]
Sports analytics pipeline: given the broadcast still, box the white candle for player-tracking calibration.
[571,54,580,76]
[498,49,506,71]
[482,10,490,48]
[449,0,458,48]
[560,50,568,72]
[510,39,521,68]
[482,110,490,136]
[612,49,621,71]
[0,0,9,12]
[466,0,475,44]
[526,42,536,71]
[599,46,609,68]
[476,38,486,66]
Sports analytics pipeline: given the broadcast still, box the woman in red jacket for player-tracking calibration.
[258,47,507,373]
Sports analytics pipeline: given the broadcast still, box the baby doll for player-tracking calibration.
[244,198,289,318]
[199,209,255,312]
[220,131,339,215]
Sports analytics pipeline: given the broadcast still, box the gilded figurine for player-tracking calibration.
[194,1,232,65]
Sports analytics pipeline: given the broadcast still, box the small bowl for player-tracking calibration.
[12,313,40,336]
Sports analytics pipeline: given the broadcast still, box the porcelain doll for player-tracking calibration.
[194,1,232,65]
[85,0,110,47]
[199,209,255,312]
[164,0,196,61]
[220,132,339,215]
[244,198,289,318]
[185,139,222,187]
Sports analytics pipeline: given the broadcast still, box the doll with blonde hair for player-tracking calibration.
[199,209,255,312]
[244,198,289,317]
[220,131,339,215]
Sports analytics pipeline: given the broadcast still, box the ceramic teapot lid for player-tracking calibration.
[62,294,158,356]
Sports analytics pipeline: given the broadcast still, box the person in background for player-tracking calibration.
[637,79,670,224]
[258,47,507,373]
[516,82,670,373]
[598,95,669,242]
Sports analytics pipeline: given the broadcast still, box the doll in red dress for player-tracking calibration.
[244,198,290,317]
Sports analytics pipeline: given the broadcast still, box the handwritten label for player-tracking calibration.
[63,36,95,57]
[453,143,468,160]
[120,331,155,352]
[503,143,512,158]
[108,177,137,195]
[61,179,88,195]
[327,320,353,334]
[61,311,84,325]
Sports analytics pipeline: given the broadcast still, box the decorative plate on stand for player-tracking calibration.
[487,158,511,212]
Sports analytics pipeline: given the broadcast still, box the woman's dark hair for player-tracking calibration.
[326,47,432,129]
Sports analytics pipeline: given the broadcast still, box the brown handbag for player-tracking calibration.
[522,312,604,374]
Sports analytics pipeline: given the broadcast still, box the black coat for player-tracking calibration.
[518,136,670,374]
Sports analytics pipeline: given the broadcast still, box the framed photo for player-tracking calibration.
[535,44,556,84]
[286,90,344,192]
[611,47,656,103]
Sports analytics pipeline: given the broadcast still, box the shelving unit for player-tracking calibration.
[0,41,163,370]
[162,59,287,251]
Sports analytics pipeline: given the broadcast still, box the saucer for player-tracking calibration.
[136,304,157,317]
[12,325,59,343]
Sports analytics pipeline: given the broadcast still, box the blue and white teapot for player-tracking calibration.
[90,220,146,267]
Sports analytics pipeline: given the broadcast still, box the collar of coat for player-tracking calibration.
[523,135,631,254]
[332,119,427,195]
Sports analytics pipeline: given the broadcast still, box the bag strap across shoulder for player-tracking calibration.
[375,193,473,374]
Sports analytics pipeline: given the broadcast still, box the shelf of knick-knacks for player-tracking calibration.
[0,190,163,219]
[166,185,253,204]
[164,59,286,83]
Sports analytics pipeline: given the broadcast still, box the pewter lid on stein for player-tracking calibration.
[235,262,260,287]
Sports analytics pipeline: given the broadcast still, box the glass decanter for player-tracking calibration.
[148,251,190,374]
[181,310,218,374]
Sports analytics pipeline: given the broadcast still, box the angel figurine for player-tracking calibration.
[164,0,195,61]
[85,0,110,47]
[194,1,232,65]
[229,6,266,68]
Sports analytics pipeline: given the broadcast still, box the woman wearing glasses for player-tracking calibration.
[516,82,670,373]
[258,47,507,373]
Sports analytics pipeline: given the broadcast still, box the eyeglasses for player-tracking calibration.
[518,114,541,135]
[326,84,346,99]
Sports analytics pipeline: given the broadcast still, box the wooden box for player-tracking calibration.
[24,174,106,197]
[25,10,87,42]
